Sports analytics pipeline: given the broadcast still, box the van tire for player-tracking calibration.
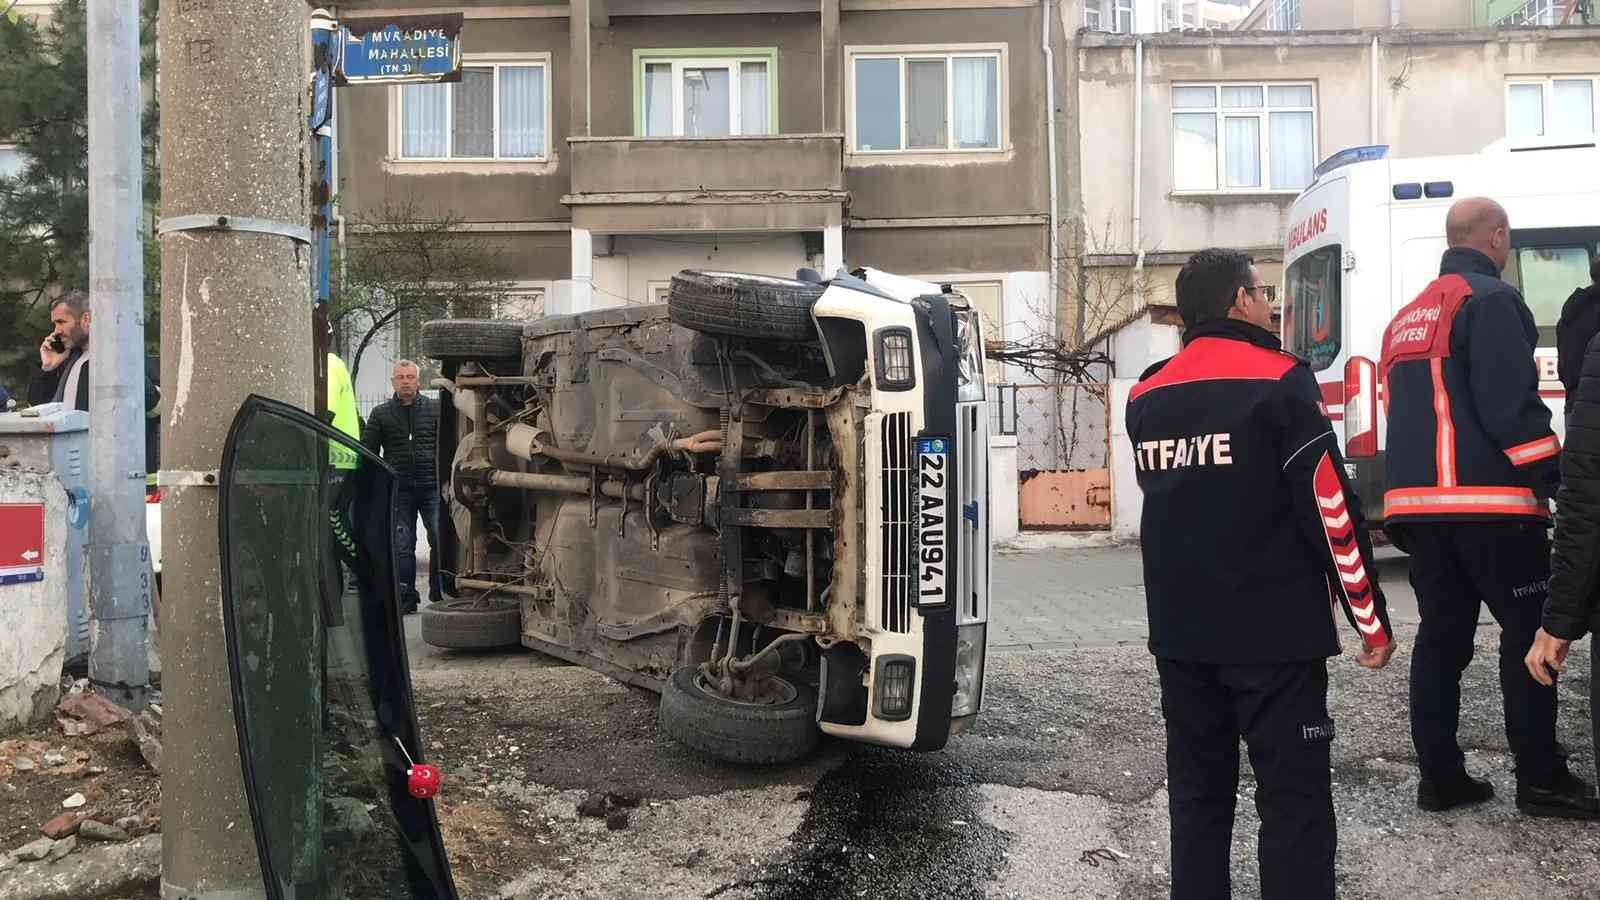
[667,270,823,341]
[419,319,523,363]
[658,668,820,765]
[419,598,521,649]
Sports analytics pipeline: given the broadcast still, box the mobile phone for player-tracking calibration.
[48,334,66,354]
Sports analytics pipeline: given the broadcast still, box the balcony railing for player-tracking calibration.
[1497,0,1592,25]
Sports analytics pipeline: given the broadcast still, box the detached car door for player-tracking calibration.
[218,395,459,899]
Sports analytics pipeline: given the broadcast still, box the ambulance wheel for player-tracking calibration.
[667,270,823,342]
[658,668,820,765]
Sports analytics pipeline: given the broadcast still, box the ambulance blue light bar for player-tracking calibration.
[1313,145,1389,180]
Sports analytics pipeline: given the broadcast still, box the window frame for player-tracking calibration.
[1504,75,1600,139]
[1084,4,1103,29]
[631,48,780,138]
[390,52,552,165]
[846,43,1009,158]
[1170,80,1318,196]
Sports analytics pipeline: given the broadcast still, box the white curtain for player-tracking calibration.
[854,58,901,151]
[952,57,998,149]
[1508,84,1545,138]
[1224,116,1260,188]
[1269,111,1314,190]
[453,68,494,157]
[1552,80,1595,135]
[499,66,545,158]
[906,59,947,149]
[644,63,672,136]
[401,82,448,158]
[1173,113,1217,191]
[740,62,771,134]
[1220,85,1263,108]
[685,67,731,137]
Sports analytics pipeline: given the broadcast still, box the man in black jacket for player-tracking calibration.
[1556,256,1600,410]
[1381,197,1596,819]
[1129,249,1395,900]
[1530,308,1600,790]
[362,360,441,614]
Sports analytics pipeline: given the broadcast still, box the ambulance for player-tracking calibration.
[1281,137,1600,522]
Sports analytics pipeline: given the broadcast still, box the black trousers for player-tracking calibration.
[1400,521,1561,787]
[395,487,442,607]
[1158,657,1335,900]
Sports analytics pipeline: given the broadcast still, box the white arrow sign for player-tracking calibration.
[20,550,39,561]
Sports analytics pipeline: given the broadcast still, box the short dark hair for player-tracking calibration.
[1591,255,1600,285]
[50,291,88,319]
[1175,249,1253,329]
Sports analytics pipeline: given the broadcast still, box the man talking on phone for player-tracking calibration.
[29,291,160,415]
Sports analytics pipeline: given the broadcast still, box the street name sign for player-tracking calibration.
[335,14,463,86]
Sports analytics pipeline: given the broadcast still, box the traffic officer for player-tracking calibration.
[1380,197,1598,818]
[1128,248,1396,900]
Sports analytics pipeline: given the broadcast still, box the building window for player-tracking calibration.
[1507,77,1598,138]
[849,46,1004,154]
[1172,82,1316,193]
[633,49,778,137]
[1086,0,1135,32]
[398,57,549,160]
[1268,0,1302,30]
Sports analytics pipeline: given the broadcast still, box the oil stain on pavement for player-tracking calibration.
[747,747,1012,900]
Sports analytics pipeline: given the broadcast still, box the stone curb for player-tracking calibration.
[0,834,160,900]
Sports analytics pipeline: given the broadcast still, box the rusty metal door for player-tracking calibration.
[997,383,1112,529]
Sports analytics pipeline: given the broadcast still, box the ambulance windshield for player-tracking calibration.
[1284,245,1342,371]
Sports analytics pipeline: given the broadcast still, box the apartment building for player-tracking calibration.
[335,0,1060,399]
[1063,0,1600,323]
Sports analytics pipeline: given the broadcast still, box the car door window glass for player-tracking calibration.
[220,396,457,900]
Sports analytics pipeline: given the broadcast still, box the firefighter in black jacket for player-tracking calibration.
[1128,249,1395,900]
[1380,197,1597,819]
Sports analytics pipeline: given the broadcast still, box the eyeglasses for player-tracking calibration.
[1247,284,1278,304]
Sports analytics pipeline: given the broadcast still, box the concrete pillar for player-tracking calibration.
[823,222,844,277]
[570,0,592,137]
[564,227,595,314]
[821,0,842,133]
[158,0,311,894]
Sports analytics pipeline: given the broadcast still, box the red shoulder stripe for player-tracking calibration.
[1128,337,1297,403]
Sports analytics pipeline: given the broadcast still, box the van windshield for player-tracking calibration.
[1284,245,1342,371]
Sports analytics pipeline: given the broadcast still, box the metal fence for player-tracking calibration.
[993,382,1110,472]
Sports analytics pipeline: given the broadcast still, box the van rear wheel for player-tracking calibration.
[658,667,819,765]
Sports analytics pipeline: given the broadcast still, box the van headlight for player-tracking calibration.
[951,623,987,718]
[953,309,985,401]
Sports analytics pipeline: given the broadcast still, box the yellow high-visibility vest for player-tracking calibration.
[328,353,360,470]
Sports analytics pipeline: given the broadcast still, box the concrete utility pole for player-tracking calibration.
[86,0,151,712]
[158,1,311,895]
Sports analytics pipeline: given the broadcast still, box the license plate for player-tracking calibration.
[916,437,949,608]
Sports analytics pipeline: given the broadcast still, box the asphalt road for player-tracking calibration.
[405,543,1600,900]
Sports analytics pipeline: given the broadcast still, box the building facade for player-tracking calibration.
[1065,13,1600,321]
[335,0,1060,402]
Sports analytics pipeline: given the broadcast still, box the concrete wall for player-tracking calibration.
[590,233,816,306]
[570,135,845,194]
[0,468,67,735]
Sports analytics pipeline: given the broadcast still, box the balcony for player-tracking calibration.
[563,134,848,233]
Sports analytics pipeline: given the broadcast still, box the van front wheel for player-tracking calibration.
[658,667,819,765]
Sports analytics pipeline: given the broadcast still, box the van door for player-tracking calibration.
[218,395,459,900]
[1504,227,1600,431]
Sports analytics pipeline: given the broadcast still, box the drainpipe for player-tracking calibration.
[1132,38,1145,272]
[1042,0,1060,317]
[1369,35,1380,144]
